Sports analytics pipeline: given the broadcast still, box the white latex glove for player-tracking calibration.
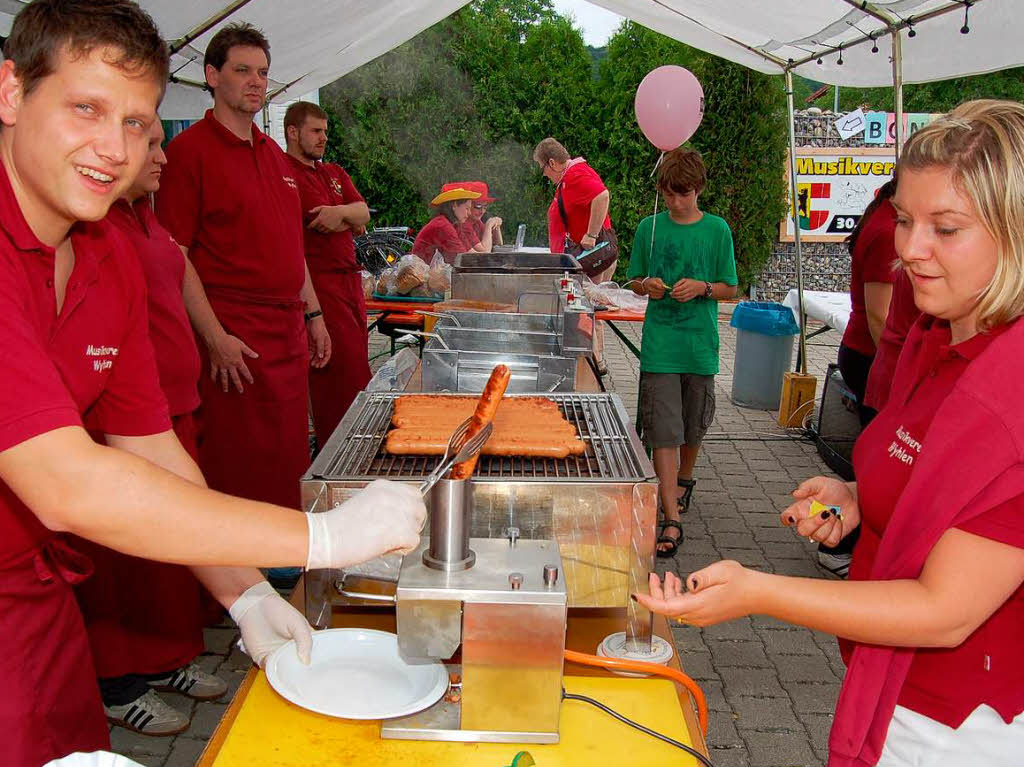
[306,479,426,570]
[228,581,313,668]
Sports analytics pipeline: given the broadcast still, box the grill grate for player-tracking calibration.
[314,393,647,482]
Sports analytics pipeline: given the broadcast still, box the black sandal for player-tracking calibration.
[677,478,696,512]
[656,519,684,558]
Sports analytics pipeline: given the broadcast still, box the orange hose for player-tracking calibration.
[563,648,709,737]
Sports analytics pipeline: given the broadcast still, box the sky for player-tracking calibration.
[551,0,625,47]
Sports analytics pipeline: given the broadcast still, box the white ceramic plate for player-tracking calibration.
[265,628,449,719]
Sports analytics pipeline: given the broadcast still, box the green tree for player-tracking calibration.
[596,23,787,285]
[837,67,1024,113]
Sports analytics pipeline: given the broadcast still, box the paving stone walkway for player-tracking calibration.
[111,311,846,767]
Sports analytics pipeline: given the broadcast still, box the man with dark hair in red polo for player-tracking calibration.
[0,5,425,761]
[283,100,372,446]
[156,25,331,532]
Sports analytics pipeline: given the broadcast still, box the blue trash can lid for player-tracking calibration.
[729,301,800,336]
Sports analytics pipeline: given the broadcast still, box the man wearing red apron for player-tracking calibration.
[156,25,330,513]
[0,7,426,763]
[74,121,227,736]
[283,101,372,448]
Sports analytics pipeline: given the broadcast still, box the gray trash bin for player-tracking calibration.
[729,301,800,410]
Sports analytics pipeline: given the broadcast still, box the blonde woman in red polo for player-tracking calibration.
[638,100,1024,767]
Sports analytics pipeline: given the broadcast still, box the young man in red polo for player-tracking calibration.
[283,101,372,447]
[156,24,333,586]
[0,4,425,761]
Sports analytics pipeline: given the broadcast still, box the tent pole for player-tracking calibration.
[784,67,808,375]
[891,28,905,160]
[169,0,256,55]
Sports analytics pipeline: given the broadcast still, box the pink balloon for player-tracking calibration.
[634,65,705,151]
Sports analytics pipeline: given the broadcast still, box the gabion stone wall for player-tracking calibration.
[755,109,853,303]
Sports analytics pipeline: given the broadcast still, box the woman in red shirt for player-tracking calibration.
[411,186,481,264]
[839,179,899,426]
[637,100,1024,767]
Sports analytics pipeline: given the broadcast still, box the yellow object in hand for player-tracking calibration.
[809,500,842,520]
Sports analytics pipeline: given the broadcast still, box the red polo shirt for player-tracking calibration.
[286,155,364,273]
[106,198,200,416]
[547,160,611,253]
[155,110,305,301]
[842,199,900,356]
[459,218,483,249]
[849,317,1024,728]
[412,215,475,264]
[0,161,171,567]
[863,270,920,411]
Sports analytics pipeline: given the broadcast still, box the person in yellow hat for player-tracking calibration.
[412,186,482,264]
[442,180,503,252]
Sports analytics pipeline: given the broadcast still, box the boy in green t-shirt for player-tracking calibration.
[628,148,738,557]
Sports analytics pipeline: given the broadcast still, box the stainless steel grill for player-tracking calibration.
[310,392,648,483]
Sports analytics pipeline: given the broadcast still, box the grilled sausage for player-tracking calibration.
[450,365,511,479]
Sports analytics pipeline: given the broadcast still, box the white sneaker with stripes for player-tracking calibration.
[104,690,189,736]
[147,661,227,701]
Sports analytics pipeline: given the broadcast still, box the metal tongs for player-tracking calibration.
[418,417,493,495]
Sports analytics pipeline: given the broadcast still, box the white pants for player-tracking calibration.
[876,704,1024,767]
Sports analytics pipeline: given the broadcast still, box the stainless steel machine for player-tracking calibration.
[302,391,656,743]
[421,269,597,393]
[302,390,655,633]
[451,251,582,305]
[385,476,567,742]
[422,314,582,393]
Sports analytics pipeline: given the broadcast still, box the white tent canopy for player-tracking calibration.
[589,0,1023,86]
[1,1,1020,118]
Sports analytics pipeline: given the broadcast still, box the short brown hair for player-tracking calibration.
[657,148,707,195]
[4,0,168,97]
[533,137,570,166]
[204,22,271,74]
[284,101,327,136]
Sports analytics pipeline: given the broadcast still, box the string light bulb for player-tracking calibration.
[871,36,879,54]
[961,1,972,34]
[837,46,844,65]
[907,19,917,37]
[817,56,823,65]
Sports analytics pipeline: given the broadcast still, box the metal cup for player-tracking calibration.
[422,478,476,571]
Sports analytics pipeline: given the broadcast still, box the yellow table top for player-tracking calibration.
[207,673,701,766]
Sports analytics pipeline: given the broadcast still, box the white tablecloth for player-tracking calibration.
[783,289,852,334]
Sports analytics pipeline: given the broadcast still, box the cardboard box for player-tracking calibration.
[778,372,818,428]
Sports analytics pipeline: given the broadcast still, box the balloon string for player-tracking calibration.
[648,152,664,275]
[649,150,666,178]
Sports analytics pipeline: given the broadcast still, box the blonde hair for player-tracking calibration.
[899,99,1024,330]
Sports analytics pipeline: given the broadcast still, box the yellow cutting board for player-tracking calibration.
[209,674,701,766]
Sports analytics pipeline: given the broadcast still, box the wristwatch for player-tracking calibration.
[304,309,323,323]
[703,282,713,299]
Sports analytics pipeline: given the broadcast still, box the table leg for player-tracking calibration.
[605,320,641,360]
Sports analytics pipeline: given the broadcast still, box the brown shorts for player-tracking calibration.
[640,372,716,449]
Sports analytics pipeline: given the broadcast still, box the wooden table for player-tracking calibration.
[198,582,706,766]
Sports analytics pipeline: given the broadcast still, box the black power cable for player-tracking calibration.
[562,690,714,767]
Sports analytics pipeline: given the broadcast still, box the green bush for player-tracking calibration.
[321,4,789,289]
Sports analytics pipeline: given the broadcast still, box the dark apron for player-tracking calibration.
[308,269,372,448]
[196,289,309,509]
[0,538,109,765]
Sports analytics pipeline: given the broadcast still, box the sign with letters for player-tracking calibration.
[781,147,896,243]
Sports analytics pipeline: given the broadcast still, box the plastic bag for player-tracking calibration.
[376,267,397,296]
[361,270,374,300]
[394,254,429,295]
[427,251,452,295]
[582,279,649,313]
